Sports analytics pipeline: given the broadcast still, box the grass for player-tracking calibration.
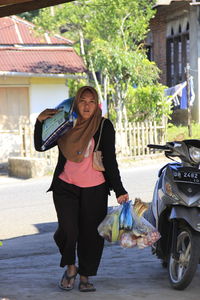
[166,123,200,142]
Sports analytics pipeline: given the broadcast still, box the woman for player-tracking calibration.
[34,86,128,292]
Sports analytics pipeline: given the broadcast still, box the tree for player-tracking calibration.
[18,9,39,21]
[33,0,162,124]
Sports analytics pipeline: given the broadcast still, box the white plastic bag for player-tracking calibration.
[98,206,122,242]
[120,206,161,249]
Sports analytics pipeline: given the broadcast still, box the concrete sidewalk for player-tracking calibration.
[1,231,200,300]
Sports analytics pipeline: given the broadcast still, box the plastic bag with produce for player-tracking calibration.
[119,200,134,230]
[120,232,137,248]
[136,231,161,249]
[119,203,161,249]
[97,205,122,242]
[131,208,156,236]
[133,198,149,217]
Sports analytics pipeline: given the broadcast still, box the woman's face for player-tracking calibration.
[77,90,97,120]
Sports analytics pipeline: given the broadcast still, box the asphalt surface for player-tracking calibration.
[1,159,200,299]
[1,232,200,300]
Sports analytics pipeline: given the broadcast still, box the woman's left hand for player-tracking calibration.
[117,193,129,204]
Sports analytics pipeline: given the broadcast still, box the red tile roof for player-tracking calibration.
[0,15,73,45]
[0,16,86,75]
[0,47,86,74]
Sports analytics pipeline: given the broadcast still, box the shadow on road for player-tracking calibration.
[34,222,57,234]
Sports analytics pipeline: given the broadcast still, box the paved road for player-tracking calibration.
[1,160,200,299]
[0,160,164,240]
[1,232,200,300]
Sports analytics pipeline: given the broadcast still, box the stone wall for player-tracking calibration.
[8,157,53,179]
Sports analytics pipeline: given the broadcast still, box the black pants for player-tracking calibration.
[52,178,108,276]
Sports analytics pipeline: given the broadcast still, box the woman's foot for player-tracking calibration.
[79,276,96,292]
[59,265,78,291]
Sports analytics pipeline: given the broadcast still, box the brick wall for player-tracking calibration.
[150,1,190,86]
[150,16,167,85]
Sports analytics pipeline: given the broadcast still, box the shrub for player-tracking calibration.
[126,84,172,122]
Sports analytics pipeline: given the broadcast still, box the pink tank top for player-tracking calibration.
[59,138,105,187]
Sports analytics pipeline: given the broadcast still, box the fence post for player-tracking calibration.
[19,123,26,157]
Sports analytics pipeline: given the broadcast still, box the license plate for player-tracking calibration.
[173,171,200,184]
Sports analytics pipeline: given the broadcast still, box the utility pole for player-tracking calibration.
[185,63,192,137]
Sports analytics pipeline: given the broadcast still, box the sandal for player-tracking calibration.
[59,267,78,291]
[78,281,96,292]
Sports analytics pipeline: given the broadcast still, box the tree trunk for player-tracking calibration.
[89,56,103,104]
[79,29,87,66]
[114,80,124,125]
[78,30,104,104]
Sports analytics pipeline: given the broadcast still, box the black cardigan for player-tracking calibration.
[34,118,127,198]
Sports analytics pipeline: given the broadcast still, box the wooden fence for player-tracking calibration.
[115,120,166,158]
[17,119,166,162]
[19,123,58,166]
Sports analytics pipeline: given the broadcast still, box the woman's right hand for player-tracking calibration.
[117,193,129,204]
[37,109,59,122]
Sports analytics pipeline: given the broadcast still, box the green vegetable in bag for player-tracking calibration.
[98,206,122,242]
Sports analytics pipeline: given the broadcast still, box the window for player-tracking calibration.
[166,22,189,87]
[145,32,153,61]
[0,87,29,131]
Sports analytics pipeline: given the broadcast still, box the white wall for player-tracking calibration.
[29,83,69,124]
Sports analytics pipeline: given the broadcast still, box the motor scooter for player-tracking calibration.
[147,139,200,290]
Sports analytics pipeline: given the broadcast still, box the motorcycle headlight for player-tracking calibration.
[189,146,200,163]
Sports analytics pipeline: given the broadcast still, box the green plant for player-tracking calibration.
[126,84,172,122]
[166,123,200,142]
[67,78,88,97]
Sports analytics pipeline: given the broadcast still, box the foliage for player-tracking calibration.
[33,2,91,50]
[166,123,200,142]
[67,78,88,97]
[84,0,159,122]
[89,40,160,86]
[31,0,164,124]
[18,10,39,21]
[126,84,172,122]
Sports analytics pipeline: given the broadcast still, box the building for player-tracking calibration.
[0,15,86,162]
[149,0,200,122]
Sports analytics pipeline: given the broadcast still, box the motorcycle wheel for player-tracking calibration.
[168,226,200,290]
